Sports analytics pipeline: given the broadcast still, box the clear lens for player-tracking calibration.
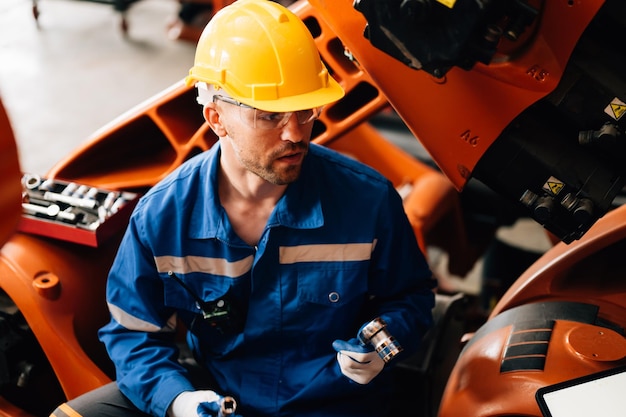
[214,95,321,129]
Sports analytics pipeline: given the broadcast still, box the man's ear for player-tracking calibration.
[204,103,228,137]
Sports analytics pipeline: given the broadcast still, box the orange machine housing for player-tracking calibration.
[0,101,22,246]
[438,203,626,416]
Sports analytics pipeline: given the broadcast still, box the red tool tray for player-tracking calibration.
[17,174,140,247]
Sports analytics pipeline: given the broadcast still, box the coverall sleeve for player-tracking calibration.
[368,184,437,355]
[99,211,195,417]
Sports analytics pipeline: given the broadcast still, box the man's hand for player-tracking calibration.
[168,390,241,417]
[198,396,239,417]
[332,337,385,384]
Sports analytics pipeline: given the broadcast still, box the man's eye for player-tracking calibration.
[257,112,284,122]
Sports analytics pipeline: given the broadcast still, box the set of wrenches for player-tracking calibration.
[21,173,135,231]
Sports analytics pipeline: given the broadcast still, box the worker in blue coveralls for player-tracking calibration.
[50,1,435,417]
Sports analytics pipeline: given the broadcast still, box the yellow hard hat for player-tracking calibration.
[185,0,344,112]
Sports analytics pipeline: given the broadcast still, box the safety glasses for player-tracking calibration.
[213,95,322,130]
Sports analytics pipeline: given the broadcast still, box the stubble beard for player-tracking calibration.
[242,143,308,185]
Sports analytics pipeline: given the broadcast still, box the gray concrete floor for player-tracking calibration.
[0,0,195,175]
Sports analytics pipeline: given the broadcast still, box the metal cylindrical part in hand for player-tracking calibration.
[218,396,237,417]
[358,317,403,363]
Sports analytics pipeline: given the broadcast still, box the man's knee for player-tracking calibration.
[50,402,82,417]
[50,382,147,417]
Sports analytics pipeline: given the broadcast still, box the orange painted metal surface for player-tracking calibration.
[308,0,604,191]
[437,193,626,416]
[493,203,626,318]
[439,318,626,417]
[0,101,22,247]
[0,234,118,398]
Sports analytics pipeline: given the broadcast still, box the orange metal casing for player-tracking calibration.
[307,0,605,191]
[437,197,626,417]
[0,100,22,247]
[438,317,626,417]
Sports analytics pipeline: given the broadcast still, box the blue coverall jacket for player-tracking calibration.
[99,143,435,417]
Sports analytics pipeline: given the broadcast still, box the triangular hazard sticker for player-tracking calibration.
[605,98,626,120]
[547,181,564,195]
[610,103,626,120]
[436,0,457,8]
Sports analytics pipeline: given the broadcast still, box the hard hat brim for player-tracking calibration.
[234,75,345,112]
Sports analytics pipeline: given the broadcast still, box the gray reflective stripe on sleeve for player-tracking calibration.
[279,241,376,264]
[154,255,254,277]
[108,302,177,333]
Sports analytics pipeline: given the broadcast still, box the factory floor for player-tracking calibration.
[0,0,196,175]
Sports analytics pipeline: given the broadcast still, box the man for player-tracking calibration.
[51,1,435,416]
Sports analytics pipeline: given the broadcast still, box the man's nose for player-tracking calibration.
[280,113,307,143]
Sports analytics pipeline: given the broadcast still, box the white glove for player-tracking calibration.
[168,390,223,417]
[332,338,385,385]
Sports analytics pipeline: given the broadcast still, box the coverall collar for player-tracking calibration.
[188,143,324,241]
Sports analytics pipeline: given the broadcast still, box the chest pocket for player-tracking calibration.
[293,263,369,336]
[297,264,367,306]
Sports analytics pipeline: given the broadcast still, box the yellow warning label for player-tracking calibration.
[547,182,564,195]
[605,98,626,121]
[610,103,626,120]
[543,176,564,195]
[436,0,457,8]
